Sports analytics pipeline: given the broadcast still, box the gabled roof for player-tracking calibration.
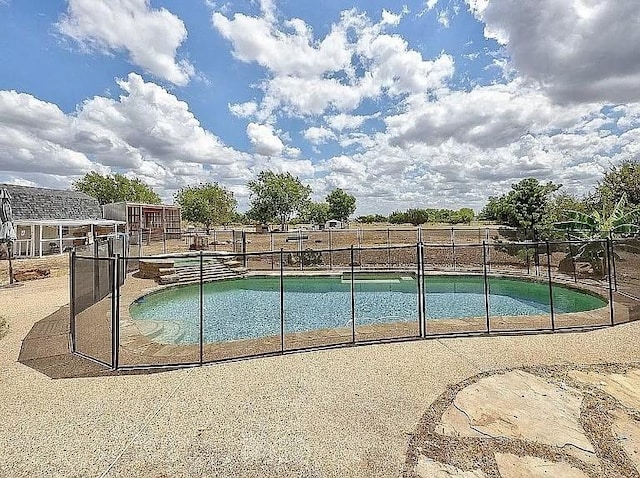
[0,184,102,221]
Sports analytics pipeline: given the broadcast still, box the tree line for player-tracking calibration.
[72,159,640,235]
[479,160,640,240]
[72,170,356,232]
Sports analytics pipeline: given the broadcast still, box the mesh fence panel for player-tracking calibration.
[354,249,420,342]
[424,273,488,335]
[73,256,113,365]
[452,228,486,244]
[204,253,281,361]
[487,242,531,275]
[361,228,390,247]
[452,244,484,272]
[613,238,640,299]
[423,245,454,271]
[120,254,201,367]
[422,228,452,244]
[283,274,352,350]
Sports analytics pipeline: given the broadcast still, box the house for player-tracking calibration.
[102,202,181,244]
[2,184,124,257]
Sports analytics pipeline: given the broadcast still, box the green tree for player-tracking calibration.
[73,172,161,205]
[480,178,561,239]
[326,188,356,223]
[452,208,475,224]
[301,202,331,225]
[594,160,640,214]
[247,171,312,230]
[174,183,237,233]
[356,214,387,224]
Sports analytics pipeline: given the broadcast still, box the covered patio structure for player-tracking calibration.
[12,219,124,257]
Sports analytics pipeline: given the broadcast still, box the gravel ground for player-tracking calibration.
[2,276,640,477]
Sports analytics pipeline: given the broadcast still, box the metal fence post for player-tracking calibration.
[350,245,356,344]
[546,241,555,331]
[111,254,120,370]
[420,242,427,337]
[416,243,424,338]
[329,229,333,270]
[69,250,76,353]
[609,234,618,292]
[482,241,490,333]
[606,238,615,326]
[280,248,284,352]
[199,250,204,364]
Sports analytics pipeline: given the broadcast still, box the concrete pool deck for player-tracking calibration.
[3,275,640,476]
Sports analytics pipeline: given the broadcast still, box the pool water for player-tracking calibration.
[129,275,606,344]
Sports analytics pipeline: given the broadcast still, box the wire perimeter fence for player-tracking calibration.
[125,226,519,257]
[69,239,640,370]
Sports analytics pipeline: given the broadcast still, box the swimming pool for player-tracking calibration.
[129,274,606,344]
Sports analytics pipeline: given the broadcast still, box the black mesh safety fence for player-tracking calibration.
[71,255,114,366]
[354,245,421,342]
[69,239,640,370]
[612,238,640,300]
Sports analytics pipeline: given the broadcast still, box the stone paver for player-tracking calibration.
[494,454,590,478]
[611,410,640,470]
[415,456,487,478]
[440,370,594,454]
[569,369,640,410]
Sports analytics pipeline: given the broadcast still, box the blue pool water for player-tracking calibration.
[129,275,606,344]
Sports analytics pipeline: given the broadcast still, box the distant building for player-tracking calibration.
[2,184,124,257]
[102,202,181,244]
[324,219,343,229]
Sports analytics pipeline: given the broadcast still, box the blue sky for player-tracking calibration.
[0,0,639,214]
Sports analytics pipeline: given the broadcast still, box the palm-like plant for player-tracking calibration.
[555,193,640,276]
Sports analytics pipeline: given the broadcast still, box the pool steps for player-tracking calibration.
[158,259,247,285]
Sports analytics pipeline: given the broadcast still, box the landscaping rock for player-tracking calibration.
[440,371,594,455]
[415,456,487,477]
[494,453,590,478]
[569,369,640,410]
[611,409,640,470]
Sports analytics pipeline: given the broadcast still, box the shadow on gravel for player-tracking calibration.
[18,307,169,379]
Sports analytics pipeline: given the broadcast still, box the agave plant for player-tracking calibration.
[555,194,640,276]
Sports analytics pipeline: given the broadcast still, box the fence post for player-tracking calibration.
[329,229,333,270]
[451,230,457,271]
[546,241,555,331]
[93,239,100,302]
[420,242,427,337]
[566,233,577,283]
[280,248,284,352]
[606,238,615,326]
[482,241,490,333]
[270,231,274,270]
[416,243,424,338]
[199,250,204,364]
[609,234,618,292]
[69,250,76,353]
[111,254,120,370]
[350,246,356,344]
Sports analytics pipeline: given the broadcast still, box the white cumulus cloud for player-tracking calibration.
[57,0,194,85]
[246,123,285,156]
